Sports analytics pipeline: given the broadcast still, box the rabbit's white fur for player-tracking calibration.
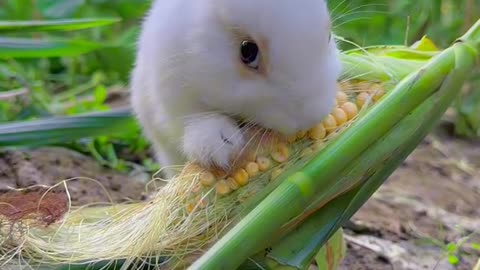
[130,0,342,178]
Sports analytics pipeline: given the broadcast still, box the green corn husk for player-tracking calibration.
[189,20,480,270]
[257,62,467,270]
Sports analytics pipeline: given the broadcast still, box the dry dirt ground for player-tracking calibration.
[0,123,479,270]
[338,125,480,270]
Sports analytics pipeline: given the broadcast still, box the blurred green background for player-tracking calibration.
[0,0,479,172]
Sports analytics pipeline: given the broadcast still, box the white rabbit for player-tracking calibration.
[130,0,342,178]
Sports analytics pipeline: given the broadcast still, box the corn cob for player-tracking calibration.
[181,81,387,213]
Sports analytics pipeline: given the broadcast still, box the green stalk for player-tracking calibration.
[190,22,479,270]
[262,65,466,270]
[457,19,480,52]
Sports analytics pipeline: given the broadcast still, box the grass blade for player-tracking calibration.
[0,18,121,33]
[0,37,106,58]
[0,108,135,147]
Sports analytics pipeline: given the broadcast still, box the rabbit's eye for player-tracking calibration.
[240,40,260,70]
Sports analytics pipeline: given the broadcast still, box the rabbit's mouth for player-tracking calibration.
[230,114,287,142]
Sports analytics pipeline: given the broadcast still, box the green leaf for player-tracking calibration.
[0,108,136,147]
[448,255,459,265]
[411,36,441,51]
[315,229,345,270]
[0,18,121,33]
[446,243,458,253]
[0,37,106,58]
[36,0,86,18]
[455,88,480,138]
[93,85,108,104]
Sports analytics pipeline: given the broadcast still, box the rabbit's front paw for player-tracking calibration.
[182,114,245,169]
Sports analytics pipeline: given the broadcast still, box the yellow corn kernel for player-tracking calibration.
[323,114,337,133]
[339,81,352,91]
[341,102,359,120]
[233,168,249,186]
[215,180,232,195]
[186,203,195,213]
[245,162,260,177]
[370,87,385,102]
[308,123,327,140]
[199,171,216,187]
[355,81,374,92]
[226,177,240,191]
[287,134,298,143]
[271,167,284,180]
[336,91,349,105]
[356,92,371,108]
[271,143,290,163]
[256,156,272,171]
[332,108,348,126]
[296,130,307,139]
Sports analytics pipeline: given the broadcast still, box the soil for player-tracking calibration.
[338,125,480,270]
[0,147,149,205]
[0,122,479,269]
